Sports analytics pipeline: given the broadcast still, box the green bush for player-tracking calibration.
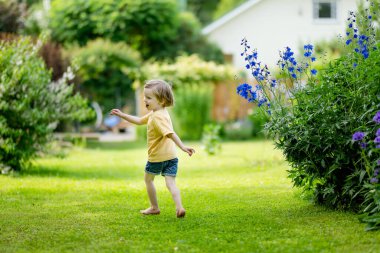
[49,0,179,60]
[0,38,92,171]
[172,85,212,140]
[266,47,380,210]
[48,0,223,61]
[236,3,380,231]
[71,39,141,113]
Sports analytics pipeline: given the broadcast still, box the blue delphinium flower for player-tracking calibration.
[353,131,366,141]
[373,111,380,124]
[345,7,377,60]
[374,136,380,148]
[237,83,252,100]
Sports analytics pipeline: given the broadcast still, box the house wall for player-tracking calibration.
[205,0,357,70]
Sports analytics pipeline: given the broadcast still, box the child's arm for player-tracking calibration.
[167,133,195,157]
[110,109,150,125]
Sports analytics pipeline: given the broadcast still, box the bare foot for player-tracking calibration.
[140,207,160,215]
[176,208,186,218]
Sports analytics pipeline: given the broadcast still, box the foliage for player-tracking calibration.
[23,2,49,36]
[202,123,222,155]
[248,110,268,138]
[49,0,178,59]
[353,111,380,231]
[186,0,220,25]
[70,38,141,113]
[172,85,213,140]
[0,38,93,172]
[172,12,224,63]
[48,0,100,46]
[136,55,235,140]
[213,0,245,20]
[236,0,380,229]
[48,0,223,61]
[0,0,25,33]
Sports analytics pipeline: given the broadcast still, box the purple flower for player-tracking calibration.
[378,160,380,166]
[353,131,365,141]
[374,169,379,176]
[360,142,368,149]
[376,128,380,136]
[373,111,380,124]
[370,177,379,184]
[375,136,380,144]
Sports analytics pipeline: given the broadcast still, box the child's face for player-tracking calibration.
[144,88,163,111]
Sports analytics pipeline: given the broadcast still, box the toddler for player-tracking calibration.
[111,79,195,218]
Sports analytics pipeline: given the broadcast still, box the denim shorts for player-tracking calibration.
[145,158,178,177]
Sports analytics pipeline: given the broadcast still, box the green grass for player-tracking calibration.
[1,140,379,253]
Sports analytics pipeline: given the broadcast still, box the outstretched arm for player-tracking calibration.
[110,109,149,125]
[167,132,195,156]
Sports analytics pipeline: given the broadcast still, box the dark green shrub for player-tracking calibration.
[0,0,25,33]
[48,0,223,61]
[49,0,99,46]
[0,38,92,172]
[236,0,379,229]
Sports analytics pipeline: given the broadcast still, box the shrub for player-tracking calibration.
[48,0,224,61]
[236,0,379,229]
[172,85,212,140]
[202,123,222,155]
[0,38,92,172]
[70,39,141,113]
[0,0,25,33]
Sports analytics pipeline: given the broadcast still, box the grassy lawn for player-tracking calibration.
[1,140,379,253]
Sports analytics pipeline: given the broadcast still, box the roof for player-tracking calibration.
[202,0,264,35]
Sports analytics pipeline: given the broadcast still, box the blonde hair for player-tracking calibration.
[144,79,174,107]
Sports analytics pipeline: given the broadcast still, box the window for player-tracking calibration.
[313,0,337,20]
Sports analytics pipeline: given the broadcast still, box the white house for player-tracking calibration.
[202,0,358,70]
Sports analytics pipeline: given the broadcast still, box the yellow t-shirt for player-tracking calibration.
[142,109,176,162]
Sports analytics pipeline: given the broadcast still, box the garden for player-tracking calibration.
[1,0,380,252]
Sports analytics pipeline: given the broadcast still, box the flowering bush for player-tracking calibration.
[353,111,380,230]
[236,0,380,230]
[0,38,93,172]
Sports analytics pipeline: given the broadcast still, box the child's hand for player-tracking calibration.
[110,109,122,117]
[182,147,195,157]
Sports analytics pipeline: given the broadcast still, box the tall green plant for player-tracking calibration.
[0,38,92,172]
[172,85,212,140]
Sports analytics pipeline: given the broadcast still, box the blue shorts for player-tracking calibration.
[145,158,178,177]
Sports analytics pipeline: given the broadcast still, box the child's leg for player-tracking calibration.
[165,176,185,217]
[141,173,160,214]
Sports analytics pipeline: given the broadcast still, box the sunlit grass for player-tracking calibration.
[1,140,379,252]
